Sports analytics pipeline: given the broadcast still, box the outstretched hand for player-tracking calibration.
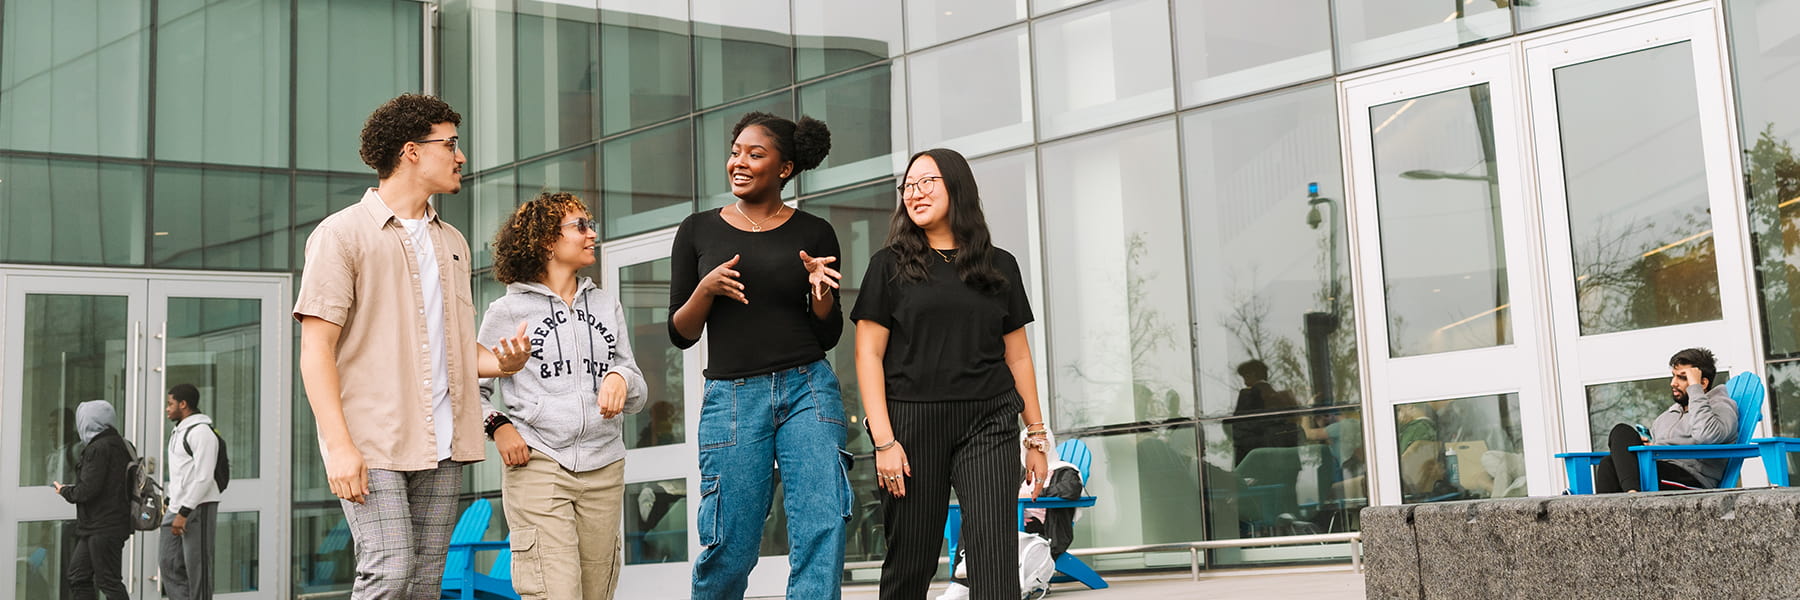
[799,251,840,300]
[493,321,530,374]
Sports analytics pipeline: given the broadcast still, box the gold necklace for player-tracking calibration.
[733,202,784,232]
[932,247,955,263]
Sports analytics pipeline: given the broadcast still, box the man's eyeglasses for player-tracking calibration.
[897,176,943,196]
[411,137,460,152]
[560,218,597,235]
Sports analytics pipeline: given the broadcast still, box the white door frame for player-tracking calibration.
[0,266,291,599]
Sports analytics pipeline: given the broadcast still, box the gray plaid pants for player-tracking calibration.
[340,459,463,600]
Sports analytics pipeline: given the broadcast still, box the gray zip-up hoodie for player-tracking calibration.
[1649,382,1739,488]
[478,278,648,472]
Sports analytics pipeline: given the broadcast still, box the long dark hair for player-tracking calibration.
[885,148,1008,295]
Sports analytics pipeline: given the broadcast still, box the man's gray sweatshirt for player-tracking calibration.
[478,278,647,472]
[1649,382,1739,488]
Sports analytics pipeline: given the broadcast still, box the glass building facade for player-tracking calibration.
[4,0,1800,597]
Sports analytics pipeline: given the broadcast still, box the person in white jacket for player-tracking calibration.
[478,192,648,599]
[162,383,221,600]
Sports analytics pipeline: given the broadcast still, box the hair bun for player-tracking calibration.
[791,116,832,172]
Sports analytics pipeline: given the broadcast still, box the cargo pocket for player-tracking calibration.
[697,475,721,547]
[509,527,547,597]
[836,449,855,520]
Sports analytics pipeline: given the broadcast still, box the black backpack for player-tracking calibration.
[182,424,231,492]
[124,442,166,532]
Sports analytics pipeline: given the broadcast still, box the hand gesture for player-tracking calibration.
[171,514,188,536]
[493,321,530,375]
[1679,366,1704,389]
[799,251,841,301]
[699,255,747,304]
[326,445,370,504]
[876,441,913,498]
[598,372,627,418]
[494,424,531,467]
[1025,449,1050,499]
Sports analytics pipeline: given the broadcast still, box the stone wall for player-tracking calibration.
[1362,487,1800,599]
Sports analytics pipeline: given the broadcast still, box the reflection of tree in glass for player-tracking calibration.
[1744,125,1800,355]
[1571,209,1720,334]
[1060,233,1185,425]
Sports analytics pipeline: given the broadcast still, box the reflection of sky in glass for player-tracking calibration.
[1370,84,1510,357]
[1556,42,1720,335]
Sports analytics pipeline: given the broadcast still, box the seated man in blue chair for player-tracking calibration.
[1594,348,1738,493]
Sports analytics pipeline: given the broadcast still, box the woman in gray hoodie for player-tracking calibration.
[478,192,648,599]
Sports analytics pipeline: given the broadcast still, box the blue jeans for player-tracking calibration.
[692,359,852,599]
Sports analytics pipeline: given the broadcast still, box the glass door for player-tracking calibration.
[1525,8,1762,459]
[604,230,725,599]
[1344,49,1555,506]
[0,268,289,599]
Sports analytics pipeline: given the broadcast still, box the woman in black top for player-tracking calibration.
[853,148,1050,599]
[670,112,850,599]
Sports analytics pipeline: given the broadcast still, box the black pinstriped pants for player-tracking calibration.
[880,391,1023,600]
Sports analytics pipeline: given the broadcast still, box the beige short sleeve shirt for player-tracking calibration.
[293,189,485,471]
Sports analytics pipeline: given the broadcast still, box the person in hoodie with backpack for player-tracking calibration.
[53,400,133,600]
[161,383,221,600]
[478,191,648,600]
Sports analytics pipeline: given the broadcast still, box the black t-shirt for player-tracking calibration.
[668,208,844,379]
[851,246,1034,402]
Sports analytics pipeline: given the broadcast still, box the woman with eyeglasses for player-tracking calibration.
[854,148,1049,599]
[477,191,648,600]
[669,111,846,599]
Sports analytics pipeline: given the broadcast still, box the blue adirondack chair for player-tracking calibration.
[944,438,1107,590]
[441,498,519,600]
[1558,371,1766,494]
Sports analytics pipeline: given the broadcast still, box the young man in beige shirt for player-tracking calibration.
[294,94,528,598]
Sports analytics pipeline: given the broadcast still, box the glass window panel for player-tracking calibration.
[619,258,685,449]
[1585,376,1680,452]
[1033,0,1100,14]
[213,511,260,592]
[1067,427,1202,571]
[805,183,896,449]
[625,478,688,564]
[604,120,694,239]
[695,93,793,210]
[294,174,373,267]
[1174,0,1332,106]
[16,520,78,600]
[516,0,601,159]
[1519,0,1660,31]
[165,297,264,479]
[1041,119,1193,429]
[1186,85,1359,417]
[0,0,149,157]
[793,0,902,81]
[909,26,1034,157]
[1393,394,1525,504]
[1334,0,1512,72]
[1767,363,1800,480]
[599,0,692,134]
[906,0,1027,50]
[0,156,146,267]
[291,506,352,595]
[969,149,1041,296]
[692,0,792,110]
[798,65,906,194]
[152,168,291,270]
[20,294,129,487]
[471,169,522,270]
[1033,0,1174,139]
[1732,0,1800,357]
[762,469,789,556]
[518,146,602,214]
[1370,84,1511,357]
[296,0,423,172]
[1204,407,1365,564]
[1557,43,1720,335]
[155,0,290,166]
[440,0,516,171]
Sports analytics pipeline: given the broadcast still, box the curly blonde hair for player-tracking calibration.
[493,192,590,284]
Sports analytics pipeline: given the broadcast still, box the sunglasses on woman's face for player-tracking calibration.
[560,218,597,234]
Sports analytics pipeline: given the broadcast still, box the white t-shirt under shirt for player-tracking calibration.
[399,216,455,461]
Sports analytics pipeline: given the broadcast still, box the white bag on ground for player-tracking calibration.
[940,531,1056,600]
